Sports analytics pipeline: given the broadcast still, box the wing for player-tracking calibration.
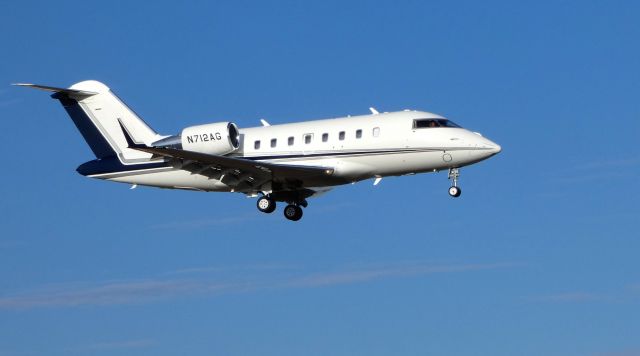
[119,121,342,194]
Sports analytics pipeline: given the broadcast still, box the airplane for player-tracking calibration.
[15,80,501,221]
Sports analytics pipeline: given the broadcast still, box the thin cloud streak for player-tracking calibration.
[0,240,25,249]
[573,157,640,171]
[0,98,21,108]
[149,202,356,230]
[526,282,640,303]
[0,262,510,310]
[64,338,156,353]
[85,339,155,350]
[287,263,510,288]
[0,279,246,309]
[625,283,640,293]
[165,263,296,276]
[149,214,260,229]
[593,349,640,356]
[553,156,640,184]
[528,292,609,303]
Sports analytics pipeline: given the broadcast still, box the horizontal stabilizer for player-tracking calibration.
[12,83,98,97]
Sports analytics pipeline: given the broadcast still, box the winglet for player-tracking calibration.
[369,107,379,115]
[12,83,98,97]
[260,119,270,126]
[118,119,147,149]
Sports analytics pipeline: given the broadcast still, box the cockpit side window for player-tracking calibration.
[437,119,461,128]
[413,119,461,129]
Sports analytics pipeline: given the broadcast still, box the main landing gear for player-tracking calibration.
[283,204,303,221]
[256,194,307,221]
[256,196,276,213]
[448,167,462,198]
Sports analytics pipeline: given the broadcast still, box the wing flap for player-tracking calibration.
[135,145,334,180]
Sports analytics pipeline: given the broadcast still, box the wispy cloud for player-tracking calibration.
[305,201,356,214]
[148,202,356,230]
[64,338,155,353]
[0,262,509,310]
[0,88,20,107]
[165,262,296,276]
[0,98,21,108]
[627,283,640,293]
[555,171,632,184]
[553,156,640,184]
[149,214,260,229]
[84,339,155,350]
[527,282,640,304]
[527,292,609,303]
[572,158,640,171]
[0,279,243,309]
[287,262,510,288]
[0,240,25,249]
[593,348,640,356]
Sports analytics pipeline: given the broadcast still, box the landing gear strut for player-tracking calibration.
[448,167,462,198]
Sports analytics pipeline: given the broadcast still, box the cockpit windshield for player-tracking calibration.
[413,119,461,129]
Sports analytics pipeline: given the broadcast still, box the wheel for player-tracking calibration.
[283,204,303,221]
[448,186,461,197]
[257,196,276,213]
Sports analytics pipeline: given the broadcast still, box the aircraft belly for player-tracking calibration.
[264,151,447,180]
[98,150,481,191]
[107,169,230,191]
[392,151,448,173]
[364,150,478,175]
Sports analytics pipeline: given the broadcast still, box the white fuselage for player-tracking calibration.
[19,79,501,220]
[103,110,501,193]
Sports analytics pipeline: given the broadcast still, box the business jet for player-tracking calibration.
[15,80,501,221]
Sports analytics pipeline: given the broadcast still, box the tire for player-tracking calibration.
[448,186,461,197]
[283,204,303,221]
[257,196,276,213]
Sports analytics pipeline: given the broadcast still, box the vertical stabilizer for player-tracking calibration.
[19,80,161,163]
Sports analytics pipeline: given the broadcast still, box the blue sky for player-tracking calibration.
[1,1,639,355]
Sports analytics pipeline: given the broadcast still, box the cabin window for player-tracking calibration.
[254,140,261,149]
[413,119,461,129]
[355,129,362,139]
[270,138,277,148]
[373,127,380,137]
[339,131,345,140]
[304,133,313,144]
[288,136,294,146]
[322,133,329,142]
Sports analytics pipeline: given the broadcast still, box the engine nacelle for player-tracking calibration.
[180,122,240,155]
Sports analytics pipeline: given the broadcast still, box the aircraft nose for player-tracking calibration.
[474,136,501,157]
[489,142,502,154]
[464,132,501,162]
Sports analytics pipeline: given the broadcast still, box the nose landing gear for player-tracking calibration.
[448,167,462,197]
[448,185,461,197]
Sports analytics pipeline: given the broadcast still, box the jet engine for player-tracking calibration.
[153,122,240,155]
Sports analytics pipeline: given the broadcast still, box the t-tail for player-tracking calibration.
[14,80,165,175]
